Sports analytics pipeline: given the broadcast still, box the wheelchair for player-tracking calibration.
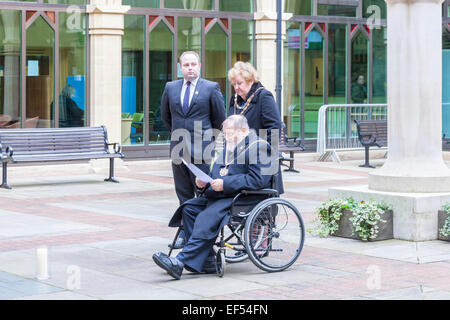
[168,187,305,277]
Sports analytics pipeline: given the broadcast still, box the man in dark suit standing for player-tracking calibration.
[161,51,226,245]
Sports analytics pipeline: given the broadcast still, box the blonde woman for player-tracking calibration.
[227,61,283,194]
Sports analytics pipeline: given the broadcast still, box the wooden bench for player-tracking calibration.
[354,119,387,168]
[279,122,305,173]
[0,126,124,189]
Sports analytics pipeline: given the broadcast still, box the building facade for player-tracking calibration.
[0,0,449,158]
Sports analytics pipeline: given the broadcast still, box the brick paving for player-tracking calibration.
[0,155,449,300]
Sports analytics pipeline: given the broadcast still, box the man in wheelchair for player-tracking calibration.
[152,115,276,280]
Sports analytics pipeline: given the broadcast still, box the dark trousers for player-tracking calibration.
[175,200,215,272]
[171,161,210,205]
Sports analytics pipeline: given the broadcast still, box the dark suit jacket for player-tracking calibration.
[168,133,273,240]
[161,78,226,162]
[228,82,284,194]
[228,82,281,142]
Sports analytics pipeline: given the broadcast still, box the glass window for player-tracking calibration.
[205,23,228,104]
[304,27,324,139]
[44,0,86,4]
[285,0,312,15]
[350,30,369,135]
[372,27,387,103]
[283,22,301,137]
[177,17,202,67]
[123,0,159,8]
[317,5,356,17]
[231,19,253,65]
[327,24,347,139]
[0,10,21,128]
[219,0,252,12]
[443,29,450,138]
[27,15,55,128]
[149,21,173,145]
[122,15,145,145]
[58,11,86,128]
[351,30,368,104]
[363,0,387,20]
[164,0,213,10]
[328,24,346,104]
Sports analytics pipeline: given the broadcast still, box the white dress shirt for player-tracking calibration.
[180,77,199,107]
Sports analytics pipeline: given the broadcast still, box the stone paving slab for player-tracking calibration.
[0,271,63,299]
[0,209,109,240]
[305,236,450,264]
[47,197,178,223]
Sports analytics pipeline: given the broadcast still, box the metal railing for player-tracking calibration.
[317,104,388,162]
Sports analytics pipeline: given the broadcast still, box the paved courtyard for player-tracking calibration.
[0,153,449,300]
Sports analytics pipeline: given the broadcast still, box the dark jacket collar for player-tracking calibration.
[236,81,263,105]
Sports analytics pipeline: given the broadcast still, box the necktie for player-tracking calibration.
[182,81,191,115]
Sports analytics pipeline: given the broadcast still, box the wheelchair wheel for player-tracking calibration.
[215,248,226,277]
[223,224,248,263]
[243,198,305,273]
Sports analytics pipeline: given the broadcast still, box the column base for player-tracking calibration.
[329,185,450,241]
[368,159,450,193]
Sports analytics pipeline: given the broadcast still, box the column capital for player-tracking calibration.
[87,1,130,36]
[86,4,130,15]
[254,12,293,22]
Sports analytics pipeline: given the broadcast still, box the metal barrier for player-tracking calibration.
[317,104,388,162]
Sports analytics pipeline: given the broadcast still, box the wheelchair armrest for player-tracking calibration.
[230,189,279,217]
[240,189,279,196]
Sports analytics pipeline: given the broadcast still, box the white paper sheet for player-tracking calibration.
[181,159,213,183]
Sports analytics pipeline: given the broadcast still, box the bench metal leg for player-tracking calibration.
[283,152,300,173]
[359,146,375,168]
[1,162,11,189]
[104,158,119,183]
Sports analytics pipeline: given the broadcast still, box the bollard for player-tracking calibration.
[36,246,50,280]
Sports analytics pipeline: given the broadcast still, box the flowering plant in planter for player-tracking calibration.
[308,197,357,237]
[439,204,450,238]
[349,200,390,241]
[309,198,391,241]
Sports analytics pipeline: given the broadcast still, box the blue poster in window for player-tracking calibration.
[67,75,85,110]
[122,76,137,114]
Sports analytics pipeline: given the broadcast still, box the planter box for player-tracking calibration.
[438,210,450,241]
[332,209,394,241]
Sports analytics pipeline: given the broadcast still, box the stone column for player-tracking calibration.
[369,0,450,193]
[87,0,129,145]
[254,0,291,110]
[330,0,450,241]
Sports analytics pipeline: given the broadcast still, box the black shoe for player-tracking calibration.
[171,229,186,249]
[152,252,184,280]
